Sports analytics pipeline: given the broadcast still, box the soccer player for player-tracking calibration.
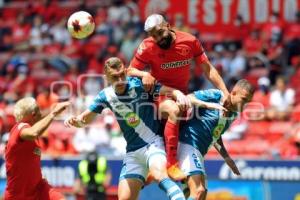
[127,14,229,180]
[178,79,254,200]
[4,98,69,200]
[64,57,186,200]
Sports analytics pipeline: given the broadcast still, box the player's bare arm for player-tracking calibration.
[200,60,229,97]
[64,109,97,128]
[214,137,240,175]
[20,102,70,140]
[187,94,227,111]
[127,66,155,92]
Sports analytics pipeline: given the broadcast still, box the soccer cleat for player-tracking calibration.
[167,163,186,181]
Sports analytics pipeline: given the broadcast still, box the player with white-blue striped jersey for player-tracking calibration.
[65,57,187,200]
[178,80,254,200]
[89,76,161,153]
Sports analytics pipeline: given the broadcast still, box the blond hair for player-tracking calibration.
[235,79,255,94]
[14,97,38,122]
[104,57,123,73]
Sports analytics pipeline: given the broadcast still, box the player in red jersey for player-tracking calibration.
[127,14,229,180]
[4,97,69,200]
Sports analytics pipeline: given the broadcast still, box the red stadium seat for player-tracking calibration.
[294,87,300,104]
[244,68,268,88]
[206,147,219,158]
[269,121,292,132]
[243,139,269,155]
[246,121,271,136]
[291,104,300,121]
[244,74,259,88]
[83,35,109,58]
[2,8,19,19]
[224,140,246,155]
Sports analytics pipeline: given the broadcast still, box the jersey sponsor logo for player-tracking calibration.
[219,160,300,181]
[161,59,191,69]
[212,124,225,139]
[125,112,141,128]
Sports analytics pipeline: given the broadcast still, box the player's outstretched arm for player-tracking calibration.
[214,137,230,158]
[187,94,227,111]
[127,66,149,78]
[200,60,229,97]
[214,137,240,175]
[20,101,70,140]
[127,66,155,92]
[64,109,97,128]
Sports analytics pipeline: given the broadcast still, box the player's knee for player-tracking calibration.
[167,105,181,120]
[161,101,180,115]
[151,169,168,182]
[170,103,181,114]
[118,192,132,200]
[149,165,168,182]
[148,154,168,182]
[195,185,207,199]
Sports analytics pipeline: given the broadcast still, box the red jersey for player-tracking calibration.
[4,123,43,200]
[130,31,208,93]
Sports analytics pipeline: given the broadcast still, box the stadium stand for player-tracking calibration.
[0,0,299,162]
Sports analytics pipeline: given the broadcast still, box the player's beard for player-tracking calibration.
[157,33,173,49]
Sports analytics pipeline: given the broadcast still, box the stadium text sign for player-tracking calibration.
[0,162,76,188]
[219,160,300,181]
[42,166,75,187]
[140,0,300,33]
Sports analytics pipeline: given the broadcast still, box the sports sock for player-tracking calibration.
[164,120,179,166]
[159,178,185,200]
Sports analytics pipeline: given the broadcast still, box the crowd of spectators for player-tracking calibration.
[0,0,300,159]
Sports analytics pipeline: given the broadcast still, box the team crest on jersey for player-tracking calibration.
[137,42,146,55]
[125,112,140,128]
[33,147,41,156]
[177,46,190,56]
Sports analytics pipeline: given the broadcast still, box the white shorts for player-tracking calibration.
[178,142,206,177]
[119,137,166,184]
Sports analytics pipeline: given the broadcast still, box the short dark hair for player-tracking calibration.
[104,57,123,73]
[235,79,255,94]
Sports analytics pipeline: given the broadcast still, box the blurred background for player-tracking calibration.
[0,0,300,199]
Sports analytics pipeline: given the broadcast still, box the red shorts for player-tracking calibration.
[38,179,65,200]
[4,179,64,200]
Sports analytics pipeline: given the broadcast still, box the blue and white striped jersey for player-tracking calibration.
[179,89,238,155]
[89,77,161,152]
